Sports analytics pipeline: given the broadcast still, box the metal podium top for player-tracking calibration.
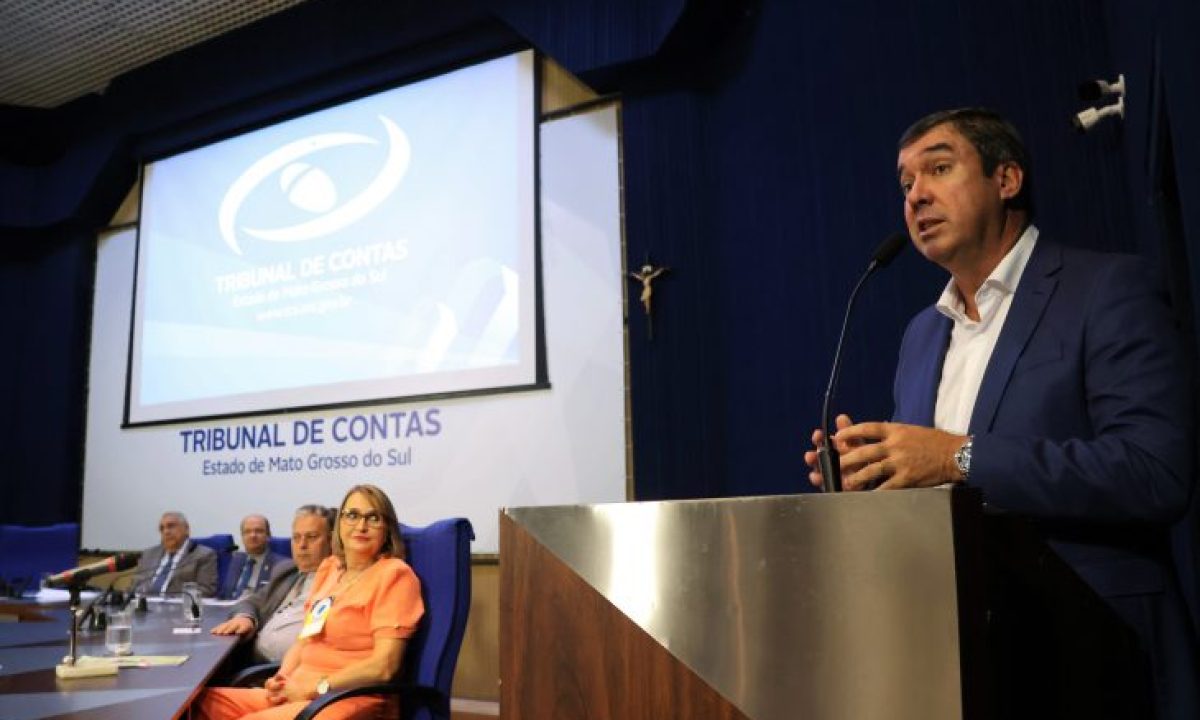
[504,488,979,720]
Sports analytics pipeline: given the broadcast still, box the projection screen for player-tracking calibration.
[128,51,539,425]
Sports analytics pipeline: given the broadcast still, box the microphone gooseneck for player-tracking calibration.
[818,232,909,493]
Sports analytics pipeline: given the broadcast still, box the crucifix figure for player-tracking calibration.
[629,262,669,339]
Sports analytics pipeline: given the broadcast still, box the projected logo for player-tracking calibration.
[218,115,411,255]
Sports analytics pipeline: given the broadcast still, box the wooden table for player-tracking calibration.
[0,600,238,719]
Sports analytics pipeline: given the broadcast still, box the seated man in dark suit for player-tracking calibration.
[210,505,334,662]
[220,514,288,600]
[131,511,219,597]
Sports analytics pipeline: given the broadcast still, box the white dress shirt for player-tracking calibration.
[150,540,189,595]
[934,225,1038,434]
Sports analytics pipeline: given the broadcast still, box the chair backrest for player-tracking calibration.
[191,533,236,587]
[268,536,292,559]
[398,518,474,720]
[0,522,79,593]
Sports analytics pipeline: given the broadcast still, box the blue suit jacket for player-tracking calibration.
[893,239,1197,716]
[219,549,287,600]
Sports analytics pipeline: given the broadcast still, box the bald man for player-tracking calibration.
[219,514,287,599]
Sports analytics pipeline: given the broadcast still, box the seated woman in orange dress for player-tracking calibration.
[194,484,425,720]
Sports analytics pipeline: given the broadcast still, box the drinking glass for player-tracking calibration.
[105,609,133,655]
[181,581,203,625]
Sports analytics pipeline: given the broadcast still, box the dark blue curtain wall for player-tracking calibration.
[1,0,1197,527]
[0,228,92,524]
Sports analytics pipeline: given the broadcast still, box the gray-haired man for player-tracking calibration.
[210,505,334,662]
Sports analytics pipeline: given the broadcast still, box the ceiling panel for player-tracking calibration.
[0,0,311,109]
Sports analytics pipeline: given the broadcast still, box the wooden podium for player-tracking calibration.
[500,488,1144,720]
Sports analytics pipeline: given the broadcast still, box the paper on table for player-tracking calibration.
[115,655,189,667]
[146,597,238,607]
[69,654,190,668]
[202,598,240,607]
[21,588,100,605]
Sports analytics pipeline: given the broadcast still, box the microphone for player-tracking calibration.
[82,572,128,629]
[80,585,108,630]
[45,554,139,588]
[817,232,909,493]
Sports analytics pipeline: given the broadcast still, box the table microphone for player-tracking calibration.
[82,574,129,631]
[45,553,139,588]
[817,231,909,493]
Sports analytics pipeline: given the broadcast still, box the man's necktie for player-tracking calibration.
[233,558,256,597]
[149,552,175,594]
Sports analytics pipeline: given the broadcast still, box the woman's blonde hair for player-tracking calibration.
[331,483,407,564]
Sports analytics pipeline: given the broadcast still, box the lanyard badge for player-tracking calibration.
[299,596,333,639]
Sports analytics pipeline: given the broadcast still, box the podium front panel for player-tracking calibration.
[502,489,982,720]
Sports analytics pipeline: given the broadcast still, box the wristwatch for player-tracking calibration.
[316,677,331,695]
[954,436,974,482]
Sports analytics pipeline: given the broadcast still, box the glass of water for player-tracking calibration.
[105,609,133,655]
[181,582,203,625]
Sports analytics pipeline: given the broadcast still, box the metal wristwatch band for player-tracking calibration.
[955,436,973,481]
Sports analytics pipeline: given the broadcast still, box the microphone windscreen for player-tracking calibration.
[871,232,909,268]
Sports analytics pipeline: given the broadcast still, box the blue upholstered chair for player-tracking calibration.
[232,517,474,720]
[0,522,79,594]
[192,533,236,589]
[269,536,293,559]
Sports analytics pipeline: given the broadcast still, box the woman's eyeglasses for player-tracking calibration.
[340,509,385,528]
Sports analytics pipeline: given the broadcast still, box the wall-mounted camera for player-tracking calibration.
[1077,73,1125,102]
[1073,73,1125,133]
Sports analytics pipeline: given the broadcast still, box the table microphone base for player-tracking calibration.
[56,657,120,679]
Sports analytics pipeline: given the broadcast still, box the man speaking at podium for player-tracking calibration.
[806,108,1197,717]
